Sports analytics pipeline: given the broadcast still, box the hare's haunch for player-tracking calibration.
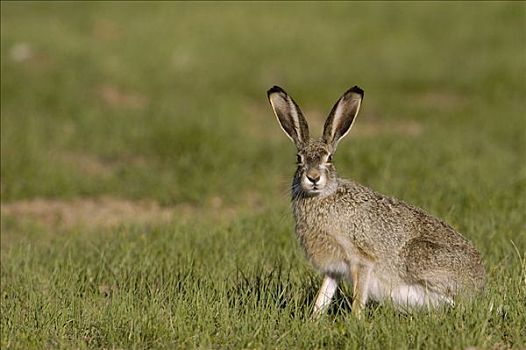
[267,86,485,316]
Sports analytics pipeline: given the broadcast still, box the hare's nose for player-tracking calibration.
[307,170,321,184]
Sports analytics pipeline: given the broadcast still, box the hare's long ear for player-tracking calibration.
[267,86,309,148]
[322,86,364,151]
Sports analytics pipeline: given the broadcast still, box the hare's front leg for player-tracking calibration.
[313,275,338,317]
[350,264,371,316]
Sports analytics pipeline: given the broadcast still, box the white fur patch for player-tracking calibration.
[365,271,452,310]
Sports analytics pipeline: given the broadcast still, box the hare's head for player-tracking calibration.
[267,86,363,198]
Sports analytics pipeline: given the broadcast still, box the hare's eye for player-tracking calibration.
[296,154,302,164]
[327,154,333,163]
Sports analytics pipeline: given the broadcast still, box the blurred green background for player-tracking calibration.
[1,2,525,349]
[2,2,523,205]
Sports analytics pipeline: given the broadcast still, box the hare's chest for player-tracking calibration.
[293,199,355,276]
[298,229,350,277]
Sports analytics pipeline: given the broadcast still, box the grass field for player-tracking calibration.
[1,2,525,349]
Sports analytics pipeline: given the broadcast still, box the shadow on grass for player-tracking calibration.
[225,262,390,319]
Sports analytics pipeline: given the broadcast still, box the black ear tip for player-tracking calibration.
[349,85,364,97]
[267,85,286,97]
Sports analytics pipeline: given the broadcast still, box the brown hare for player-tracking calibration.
[267,85,485,316]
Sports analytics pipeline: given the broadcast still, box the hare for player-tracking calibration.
[267,85,485,316]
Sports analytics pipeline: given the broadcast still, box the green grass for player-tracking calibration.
[1,2,525,349]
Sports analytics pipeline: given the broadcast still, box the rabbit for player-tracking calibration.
[267,85,485,316]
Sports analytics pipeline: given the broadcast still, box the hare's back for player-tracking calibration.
[338,179,471,246]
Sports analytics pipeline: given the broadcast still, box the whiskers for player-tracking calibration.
[275,174,304,202]
[279,183,292,200]
[291,182,307,201]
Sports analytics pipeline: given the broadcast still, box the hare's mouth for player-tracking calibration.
[301,187,327,198]
[302,183,326,194]
[294,179,332,198]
